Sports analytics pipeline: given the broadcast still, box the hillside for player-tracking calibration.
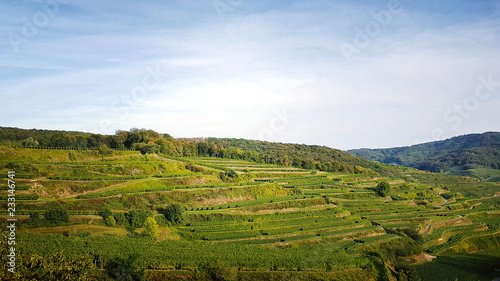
[349,132,500,181]
[0,126,400,177]
[1,127,499,280]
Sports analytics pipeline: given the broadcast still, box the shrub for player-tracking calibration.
[142,217,159,239]
[114,212,128,225]
[106,254,144,281]
[376,181,391,197]
[195,261,236,281]
[45,208,69,224]
[127,209,153,229]
[163,203,184,224]
[105,216,116,226]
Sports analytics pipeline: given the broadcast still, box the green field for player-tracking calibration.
[1,146,499,280]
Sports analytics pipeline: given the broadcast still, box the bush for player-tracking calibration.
[114,212,128,225]
[100,209,113,220]
[127,209,153,228]
[376,181,391,197]
[105,216,116,226]
[194,261,236,281]
[142,217,159,240]
[154,215,169,227]
[163,203,184,224]
[398,228,423,243]
[106,254,144,281]
[45,208,69,224]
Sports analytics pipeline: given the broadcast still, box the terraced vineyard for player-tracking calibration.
[1,147,499,280]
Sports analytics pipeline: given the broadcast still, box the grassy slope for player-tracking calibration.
[0,147,499,280]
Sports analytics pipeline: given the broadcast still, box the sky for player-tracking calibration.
[1,0,499,150]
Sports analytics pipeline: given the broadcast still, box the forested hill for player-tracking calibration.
[206,137,393,175]
[0,126,398,176]
[349,132,500,181]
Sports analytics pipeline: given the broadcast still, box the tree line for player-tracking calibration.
[1,126,382,174]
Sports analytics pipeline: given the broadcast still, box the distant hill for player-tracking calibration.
[349,132,500,181]
[206,137,399,176]
[0,126,400,177]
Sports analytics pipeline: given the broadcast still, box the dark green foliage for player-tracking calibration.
[154,215,169,227]
[441,193,454,200]
[135,142,159,155]
[163,203,184,224]
[396,228,423,243]
[350,132,500,180]
[106,254,144,281]
[0,126,390,176]
[206,137,381,175]
[45,208,69,224]
[413,251,500,281]
[100,209,113,220]
[219,169,238,181]
[127,209,153,228]
[194,261,236,281]
[394,263,421,281]
[364,238,422,262]
[376,181,391,197]
[29,212,40,221]
[23,212,44,227]
[113,212,128,225]
[6,251,94,281]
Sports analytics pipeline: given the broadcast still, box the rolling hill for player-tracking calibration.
[1,127,499,280]
[349,132,500,181]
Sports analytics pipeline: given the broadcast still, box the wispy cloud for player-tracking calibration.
[1,0,499,149]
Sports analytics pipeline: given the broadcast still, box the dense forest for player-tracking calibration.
[0,127,391,175]
[349,132,500,180]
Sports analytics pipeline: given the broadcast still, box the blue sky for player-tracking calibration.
[1,0,499,150]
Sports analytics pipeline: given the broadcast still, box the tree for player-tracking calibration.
[105,216,116,227]
[98,144,113,155]
[142,217,159,239]
[87,134,103,148]
[100,209,113,220]
[29,212,40,221]
[45,208,69,224]
[138,142,159,155]
[124,128,142,148]
[127,209,153,229]
[195,261,236,281]
[106,254,144,281]
[22,137,39,147]
[397,228,422,243]
[219,169,238,181]
[114,212,128,225]
[12,252,93,280]
[75,135,88,149]
[302,159,315,170]
[163,204,184,224]
[376,181,391,197]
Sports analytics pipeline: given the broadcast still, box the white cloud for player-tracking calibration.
[1,0,499,150]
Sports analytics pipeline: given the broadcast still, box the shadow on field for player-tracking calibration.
[414,252,500,281]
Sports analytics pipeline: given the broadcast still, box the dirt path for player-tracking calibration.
[437,197,448,208]
[421,214,467,235]
[436,189,448,208]
[421,223,433,235]
[420,190,450,234]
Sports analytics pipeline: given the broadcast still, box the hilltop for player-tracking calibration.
[349,132,500,181]
[0,126,401,177]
